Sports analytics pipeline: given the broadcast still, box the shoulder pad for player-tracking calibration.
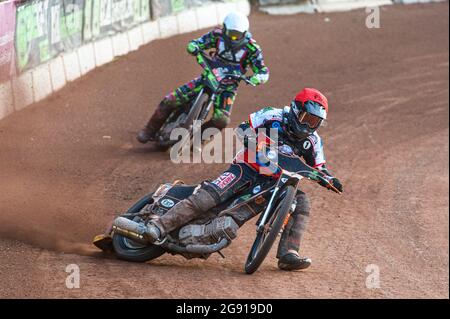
[249,107,283,129]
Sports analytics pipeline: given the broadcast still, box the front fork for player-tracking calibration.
[199,93,215,121]
[187,88,206,126]
[256,174,299,233]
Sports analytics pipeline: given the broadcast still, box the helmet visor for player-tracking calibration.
[298,111,322,129]
[225,29,245,41]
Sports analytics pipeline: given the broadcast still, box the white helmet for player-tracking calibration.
[223,12,249,43]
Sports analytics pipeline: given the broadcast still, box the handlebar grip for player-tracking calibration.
[321,175,342,195]
[242,77,256,86]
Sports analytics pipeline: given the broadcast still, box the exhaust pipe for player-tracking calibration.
[113,217,231,255]
[112,217,149,245]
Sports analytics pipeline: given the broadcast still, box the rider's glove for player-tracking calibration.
[331,177,343,193]
[249,75,261,86]
[319,176,343,193]
[187,42,200,56]
[248,73,269,86]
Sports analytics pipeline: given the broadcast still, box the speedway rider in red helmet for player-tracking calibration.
[145,88,343,271]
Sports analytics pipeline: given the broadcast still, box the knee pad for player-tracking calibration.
[293,192,310,217]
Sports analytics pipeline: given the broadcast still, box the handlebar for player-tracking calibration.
[196,51,256,87]
[280,169,342,195]
[224,74,256,86]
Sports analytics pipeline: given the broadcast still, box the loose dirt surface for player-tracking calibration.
[0,3,448,298]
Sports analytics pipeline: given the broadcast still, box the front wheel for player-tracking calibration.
[112,193,166,263]
[173,92,210,157]
[244,186,296,274]
[183,92,210,129]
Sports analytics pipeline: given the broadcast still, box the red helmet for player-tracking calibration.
[284,88,328,140]
[294,88,328,115]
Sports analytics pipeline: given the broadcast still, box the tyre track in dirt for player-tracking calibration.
[0,3,448,298]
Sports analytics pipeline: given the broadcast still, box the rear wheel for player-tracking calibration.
[112,193,166,263]
[244,186,296,274]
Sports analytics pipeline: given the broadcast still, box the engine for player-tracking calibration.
[178,216,239,246]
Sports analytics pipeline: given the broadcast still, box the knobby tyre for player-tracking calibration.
[112,192,166,262]
[244,185,296,274]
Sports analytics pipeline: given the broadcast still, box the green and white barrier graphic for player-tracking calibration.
[1,0,251,120]
[15,0,84,72]
[83,0,150,42]
[16,0,151,71]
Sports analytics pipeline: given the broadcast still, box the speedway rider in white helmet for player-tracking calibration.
[137,12,270,144]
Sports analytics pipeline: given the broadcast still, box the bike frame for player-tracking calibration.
[157,51,254,146]
[194,51,253,121]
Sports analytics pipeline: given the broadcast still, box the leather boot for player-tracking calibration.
[277,213,311,270]
[137,102,174,144]
[146,188,218,242]
[277,214,309,256]
[278,251,312,271]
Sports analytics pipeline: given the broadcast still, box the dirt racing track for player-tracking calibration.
[0,3,448,298]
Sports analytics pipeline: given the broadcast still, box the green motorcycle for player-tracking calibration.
[155,51,254,152]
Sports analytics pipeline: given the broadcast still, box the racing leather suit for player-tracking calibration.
[151,106,341,260]
[143,28,270,136]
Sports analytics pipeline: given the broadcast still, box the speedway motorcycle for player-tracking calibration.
[93,149,341,274]
[154,51,255,151]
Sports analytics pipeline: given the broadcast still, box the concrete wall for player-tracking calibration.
[0,0,251,121]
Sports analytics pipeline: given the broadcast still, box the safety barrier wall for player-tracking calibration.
[257,0,299,5]
[0,0,15,82]
[0,0,251,120]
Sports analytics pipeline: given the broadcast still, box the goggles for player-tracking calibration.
[226,29,245,41]
[292,100,326,129]
[298,111,323,129]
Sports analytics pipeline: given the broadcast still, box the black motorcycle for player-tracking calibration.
[154,51,254,153]
[93,152,341,274]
